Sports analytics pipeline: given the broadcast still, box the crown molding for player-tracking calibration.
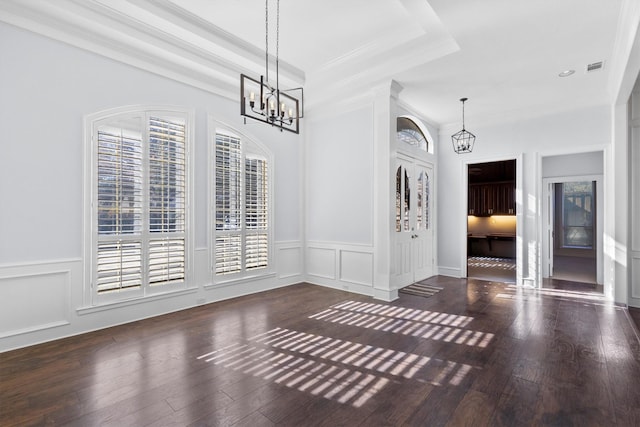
[127,0,305,84]
[0,0,303,103]
[608,0,640,105]
[305,35,458,112]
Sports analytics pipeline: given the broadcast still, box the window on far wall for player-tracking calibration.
[214,130,271,278]
[88,108,191,304]
[556,181,595,249]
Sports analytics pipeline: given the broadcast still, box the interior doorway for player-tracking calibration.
[542,175,603,289]
[550,181,597,284]
[466,159,517,283]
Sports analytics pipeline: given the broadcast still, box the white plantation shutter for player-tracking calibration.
[215,134,242,231]
[215,133,242,275]
[97,130,143,235]
[94,112,187,297]
[215,235,242,274]
[245,158,268,270]
[96,241,142,293]
[149,117,186,233]
[214,131,270,277]
[148,238,185,285]
[97,129,144,292]
[245,233,268,269]
[148,117,186,286]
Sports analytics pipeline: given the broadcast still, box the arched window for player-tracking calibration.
[213,128,272,279]
[397,116,429,152]
[86,107,192,305]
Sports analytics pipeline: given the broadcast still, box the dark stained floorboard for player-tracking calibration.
[1,278,640,426]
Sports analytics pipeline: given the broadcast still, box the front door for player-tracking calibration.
[393,158,434,288]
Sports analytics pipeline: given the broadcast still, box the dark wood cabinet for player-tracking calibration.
[468,181,515,216]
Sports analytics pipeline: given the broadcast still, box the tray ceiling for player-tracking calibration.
[0,0,624,126]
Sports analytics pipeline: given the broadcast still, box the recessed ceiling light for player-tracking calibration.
[559,69,575,77]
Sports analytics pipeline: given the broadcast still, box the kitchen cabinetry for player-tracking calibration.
[468,181,515,216]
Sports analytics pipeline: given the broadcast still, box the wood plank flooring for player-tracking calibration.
[2,277,640,426]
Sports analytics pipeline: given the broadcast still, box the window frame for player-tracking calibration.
[84,106,194,307]
[396,115,436,158]
[208,121,274,285]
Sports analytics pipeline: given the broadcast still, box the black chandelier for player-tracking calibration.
[240,0,303,134]
[451,97,475,154]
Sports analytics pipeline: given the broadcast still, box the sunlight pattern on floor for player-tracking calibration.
[498,284,606,303]
[197,327,476,408]
[309,301,493,347]
[468,256,516,270]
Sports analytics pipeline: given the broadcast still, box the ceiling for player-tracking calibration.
[0,0,624,127]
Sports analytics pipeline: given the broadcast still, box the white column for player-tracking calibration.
[628,90,640,307]
[372,80,403,301]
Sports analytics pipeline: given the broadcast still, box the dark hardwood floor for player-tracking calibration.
[2,277,640,426]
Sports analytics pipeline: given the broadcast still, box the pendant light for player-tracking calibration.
[240,0,304,134]
[451,97,475,154]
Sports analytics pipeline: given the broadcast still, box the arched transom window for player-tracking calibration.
[397,117,429,152]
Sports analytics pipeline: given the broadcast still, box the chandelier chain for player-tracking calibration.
[276,0,280,94]
[462,99,465,129]
[265,0,269,83]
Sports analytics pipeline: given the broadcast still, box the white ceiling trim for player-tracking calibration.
[305,0,458,108]
[2,0,624,126]
[608,0,640,104]
[0,0,458,113]
[0,0,305,102]
[306,36,458,111]
[126,0,305,83]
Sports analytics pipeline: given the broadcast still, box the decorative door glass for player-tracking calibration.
[395,166,412,232]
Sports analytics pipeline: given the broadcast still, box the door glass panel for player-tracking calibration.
[396,166,402,232]
[425,172,430,230]
[417,172,423,230]
[404,169,410,231]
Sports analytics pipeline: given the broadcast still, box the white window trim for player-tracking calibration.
[396,115,437,160]
[208,118,275,285]
[83,105,195,307]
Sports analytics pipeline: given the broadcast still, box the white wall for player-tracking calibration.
[0,22,303,351]
[437,106,611,285]
[542,151,603,177]
[306,106,374,244]
[304,104,375,295]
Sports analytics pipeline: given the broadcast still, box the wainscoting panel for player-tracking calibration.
[340,250,373,286]
[307,246,336,280]
[632,256,640,300]
[277,244,303,279]
[306,242,374,296]
[0,262,75,338]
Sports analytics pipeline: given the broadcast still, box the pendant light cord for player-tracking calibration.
[265,0,269,84]
[264,0,281,90]
[276,0,280,94]
[461,98,467,131]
